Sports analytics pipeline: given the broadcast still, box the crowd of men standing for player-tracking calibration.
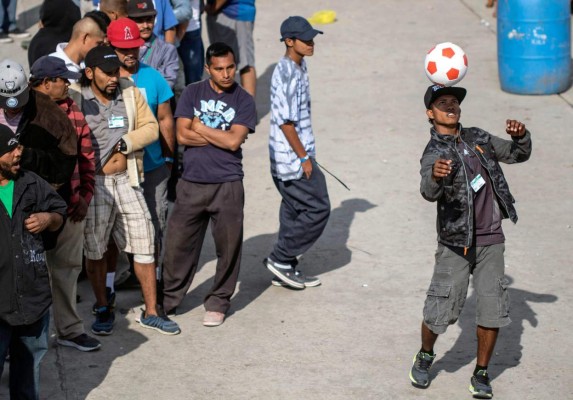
[0,0,335,398]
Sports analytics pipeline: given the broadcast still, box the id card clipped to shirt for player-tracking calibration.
[470,174,486,192]
[108,115,125,129]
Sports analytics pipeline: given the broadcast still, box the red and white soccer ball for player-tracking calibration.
[424,42,468,86]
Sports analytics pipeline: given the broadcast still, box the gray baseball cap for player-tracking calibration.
[0,59,29,110]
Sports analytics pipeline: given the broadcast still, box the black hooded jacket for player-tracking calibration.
[27,0,81,67]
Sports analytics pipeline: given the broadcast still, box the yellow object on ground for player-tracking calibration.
[308,10,337,25]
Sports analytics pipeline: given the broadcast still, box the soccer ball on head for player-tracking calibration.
[424,42,468,86]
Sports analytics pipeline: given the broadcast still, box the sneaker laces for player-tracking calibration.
[417,352,434,370]
[474,370,490,385]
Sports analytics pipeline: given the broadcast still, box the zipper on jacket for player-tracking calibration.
[468,141,511,220]
[453,137,473,249]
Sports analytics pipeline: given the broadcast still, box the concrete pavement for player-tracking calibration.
[0,0,572,398]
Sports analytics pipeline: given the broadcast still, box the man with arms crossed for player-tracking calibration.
[161,42,256,327]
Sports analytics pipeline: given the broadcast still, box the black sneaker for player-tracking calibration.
[264,258,305,289]
[7,28,30,39]
[91,306,115,336]
[92,288,116,315]
[271,269,321,287]
[469,370,493,399]
[57,333,102,352]
[409,351,436,388]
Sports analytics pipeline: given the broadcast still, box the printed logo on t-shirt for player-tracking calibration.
[194,100,236,131]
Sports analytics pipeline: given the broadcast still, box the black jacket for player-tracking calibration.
[0,170,67,326]
[16,90,78,188]
[27,0,81,67]
[420,125,532,248]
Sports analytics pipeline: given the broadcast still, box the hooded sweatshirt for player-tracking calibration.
[28,0,81,68]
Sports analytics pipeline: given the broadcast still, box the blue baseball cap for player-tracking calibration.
[280,16,323,42]
[30,56,82,81]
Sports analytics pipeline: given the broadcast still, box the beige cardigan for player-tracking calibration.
[70,78,159,187]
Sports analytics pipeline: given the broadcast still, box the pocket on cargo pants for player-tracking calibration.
[423,283,453,333]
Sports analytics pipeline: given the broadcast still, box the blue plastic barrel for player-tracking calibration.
[497,0,571,94]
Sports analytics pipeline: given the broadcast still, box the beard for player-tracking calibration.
[0,160,20,180]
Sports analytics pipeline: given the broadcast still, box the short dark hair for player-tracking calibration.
[29,77,57,88]
[205,42,235,66]
[84,10,111,32]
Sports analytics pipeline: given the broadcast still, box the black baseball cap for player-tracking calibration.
[424,84,467,109]
[127,0,157,17]
[85,46,122,73]
[30,56,82,81]
[280,16,323,42]
[0,124,19,157]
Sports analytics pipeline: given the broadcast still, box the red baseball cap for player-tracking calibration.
[107,18,144,49]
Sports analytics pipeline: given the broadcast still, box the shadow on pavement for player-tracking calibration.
[173,198,377,316]
[254,62,276,122]
[38,283,148,399]
[431,275,557,380]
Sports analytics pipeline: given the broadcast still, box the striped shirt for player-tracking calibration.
[269,56,315,181]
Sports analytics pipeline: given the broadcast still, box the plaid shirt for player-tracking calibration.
[57,97,96,209]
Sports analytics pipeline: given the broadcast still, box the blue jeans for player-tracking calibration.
[177,28,204,85]
[0,0,17,33]
[0,312,50,400]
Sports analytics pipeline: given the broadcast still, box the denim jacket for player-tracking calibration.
[420,125,532,248]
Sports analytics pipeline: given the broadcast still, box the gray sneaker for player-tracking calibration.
[469,370,493,399]
[409,351,436,388]
[264,258,305,289]
[272,270,321,287]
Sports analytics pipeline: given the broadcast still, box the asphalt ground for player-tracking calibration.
[0,0,572,398]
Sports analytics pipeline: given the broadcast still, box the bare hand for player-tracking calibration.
[25,212,52,234]
[432,159,452,180]
[302,159,312,179]
[69,197,88,222]
[506,119,526,137]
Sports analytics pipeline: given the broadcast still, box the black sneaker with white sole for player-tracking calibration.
[272,270,321,287]
[263,258,305,289]
[0,33,13,44]
[469,370,493,399]
[57,333,102,352]
[7,28,30,39]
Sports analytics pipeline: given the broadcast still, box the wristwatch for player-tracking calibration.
[117,139,127,152]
